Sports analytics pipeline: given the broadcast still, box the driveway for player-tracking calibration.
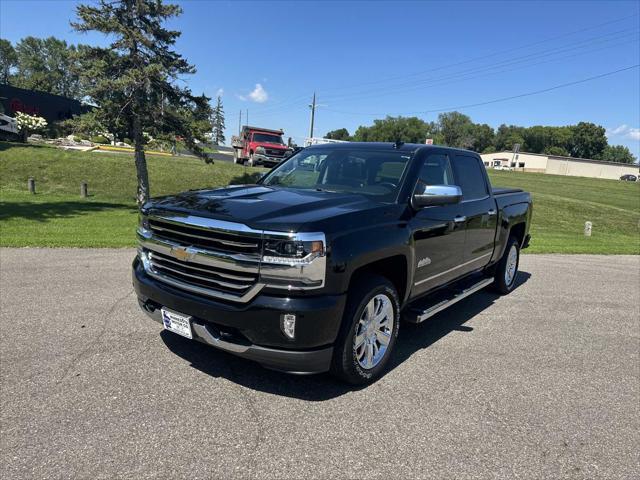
[1,250,638,479]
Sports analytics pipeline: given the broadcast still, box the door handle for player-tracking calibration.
[453,215,467,224]
[487,209,497,216]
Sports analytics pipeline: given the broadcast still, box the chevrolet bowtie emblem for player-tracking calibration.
[170,246,195,262]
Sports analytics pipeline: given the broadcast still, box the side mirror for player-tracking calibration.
[412,184,462,208]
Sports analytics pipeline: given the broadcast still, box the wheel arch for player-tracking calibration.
[348,255,409,306]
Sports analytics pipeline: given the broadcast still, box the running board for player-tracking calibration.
[406,277,494,323]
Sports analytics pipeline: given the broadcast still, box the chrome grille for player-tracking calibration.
[265,148,286,157]
[147,250,257,295]
[138,215,266,303]
[148,218,261,254]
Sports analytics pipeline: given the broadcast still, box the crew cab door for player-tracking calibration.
[451,154,498,274]
[409,152,465,296]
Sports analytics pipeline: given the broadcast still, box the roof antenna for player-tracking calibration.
[393,139,404,149]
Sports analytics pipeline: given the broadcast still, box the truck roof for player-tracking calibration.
[305,141,478,156]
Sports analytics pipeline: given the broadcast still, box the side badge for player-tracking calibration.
[417,257,432,268]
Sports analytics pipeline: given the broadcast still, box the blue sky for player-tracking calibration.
[1,0,639,156]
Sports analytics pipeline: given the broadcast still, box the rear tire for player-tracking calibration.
[492,236,520,294]
[331,275,400,385]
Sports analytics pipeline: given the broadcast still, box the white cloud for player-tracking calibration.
[245,83,268,103]
[607,124,640,141]
[607,124,629,136]
[215,88,224,97]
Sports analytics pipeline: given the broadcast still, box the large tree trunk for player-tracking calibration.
[132,113,150,207]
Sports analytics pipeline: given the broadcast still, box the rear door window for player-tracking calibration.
[452,155,488,200]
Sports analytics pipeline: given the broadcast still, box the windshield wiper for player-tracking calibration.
[314,187,337,193]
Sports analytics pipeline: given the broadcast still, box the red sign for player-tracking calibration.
[9,98,40,116]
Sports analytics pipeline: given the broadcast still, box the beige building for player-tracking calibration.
[480,151,639,180]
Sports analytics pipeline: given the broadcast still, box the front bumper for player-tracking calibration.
[253,153,286,165]
[132,257,345,374]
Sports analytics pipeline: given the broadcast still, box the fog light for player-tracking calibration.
[281,313,296,340]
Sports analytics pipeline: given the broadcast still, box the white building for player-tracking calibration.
[480,151,639,180]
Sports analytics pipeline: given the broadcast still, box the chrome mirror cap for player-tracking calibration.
[412,184,463,208]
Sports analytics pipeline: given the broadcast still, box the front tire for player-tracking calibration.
[492,236,520,294]
[331,275,400,385]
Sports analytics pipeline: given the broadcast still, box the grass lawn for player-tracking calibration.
[1,141,639,253]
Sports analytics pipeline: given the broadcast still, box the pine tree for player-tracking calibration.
[72,0,212,206]
[211,96,226,145]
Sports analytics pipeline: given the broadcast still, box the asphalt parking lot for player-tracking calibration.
[1,249,638,479]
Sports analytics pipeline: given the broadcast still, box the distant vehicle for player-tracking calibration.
[0,98,20,141]
[231,126,292,167]
[304,137,348,147]
[493,165,513,171]
[619,174,638,182]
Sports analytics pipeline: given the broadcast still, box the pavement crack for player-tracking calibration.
[56,288,134,384]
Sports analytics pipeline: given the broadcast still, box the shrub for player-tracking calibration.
[90,135,110,144]
[15,112,48,141]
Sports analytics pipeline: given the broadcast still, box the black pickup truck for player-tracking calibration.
[133,142,532,384]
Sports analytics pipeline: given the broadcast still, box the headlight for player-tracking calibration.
[255,146,266,154]
[262,238,324,264]
[138,213,150,230]
[260,232,326,290]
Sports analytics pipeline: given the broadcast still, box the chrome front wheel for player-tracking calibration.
[353,294,394,370]
[505,243,518,286]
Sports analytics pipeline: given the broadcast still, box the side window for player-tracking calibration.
[453,155,488,200]
[416,154,454,192]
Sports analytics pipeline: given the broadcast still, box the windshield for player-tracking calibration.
[252,133,284,144]
[261,148,412,201]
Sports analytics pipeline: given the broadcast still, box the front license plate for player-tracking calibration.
[161,308,193,339]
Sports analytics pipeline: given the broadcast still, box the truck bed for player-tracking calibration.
[493,186,531,210]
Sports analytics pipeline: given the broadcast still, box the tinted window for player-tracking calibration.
[252,133,283,144]
[415,154,454,193]
[453,155,488,200]
[262,148,411,201]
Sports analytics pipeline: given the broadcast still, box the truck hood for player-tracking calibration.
[145,185,396,232]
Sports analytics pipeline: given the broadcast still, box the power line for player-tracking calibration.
[320,35,639,105]
[240,28,638,120]
[324,64,640,117]
[318,13,640,95]
[321,27,639,102]
[224,15,639,123]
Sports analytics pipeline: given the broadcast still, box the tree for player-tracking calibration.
[569,122,607,159]
[0,39,17,84]
[543,145,570,157]
[325,128,351,141]
[13,37,83,98]
[438,111,474,148]
[73,0,213,206]
[353,116,430,143]
[469,123,495,153]
[211,95,225,145]
[597,145,637,164]
[495,124,525,152]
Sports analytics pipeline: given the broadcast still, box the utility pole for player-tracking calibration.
[246,109,249,127]
[238,110,242,134]
[308,92,316,139]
